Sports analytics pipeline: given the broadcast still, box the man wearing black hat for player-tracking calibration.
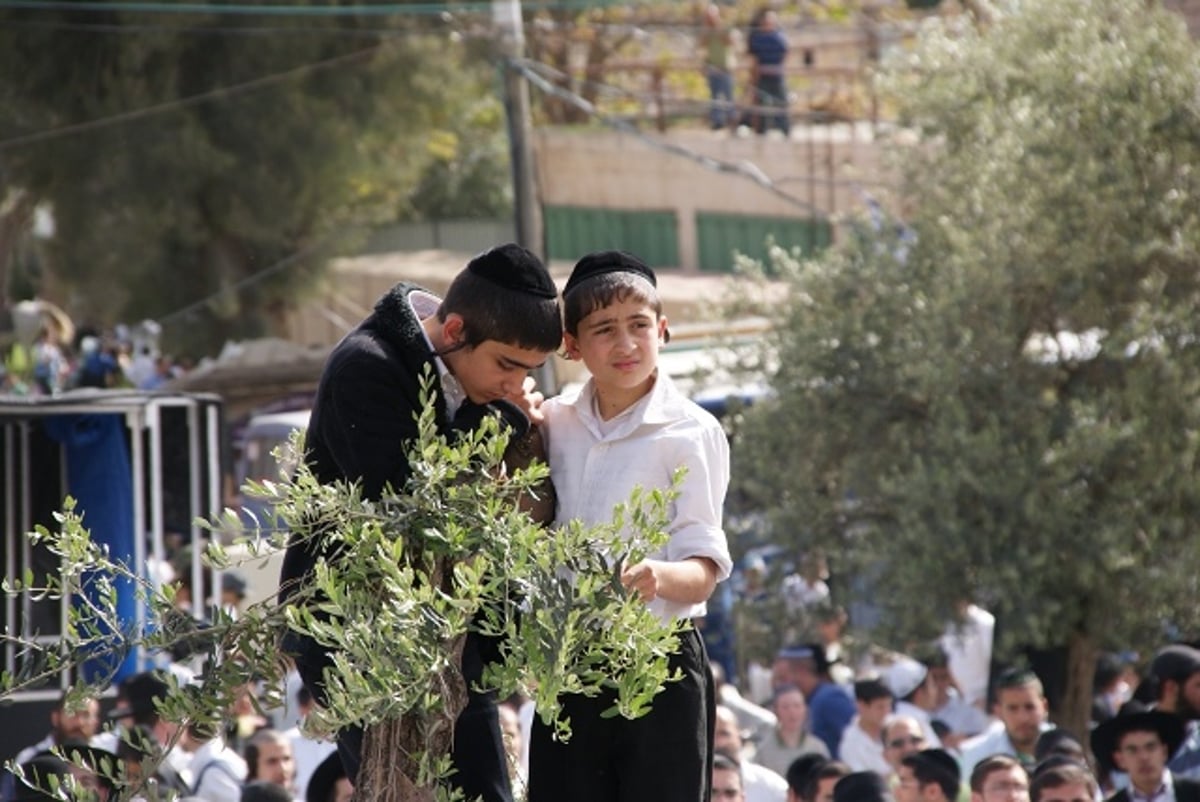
[278,243,563,802]
[1150,644,1200,779]
[1090,704,1200,802]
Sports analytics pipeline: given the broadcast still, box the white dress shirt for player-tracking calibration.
[543,372,733,622]
[839,718,892,777]
[189,736,248,802]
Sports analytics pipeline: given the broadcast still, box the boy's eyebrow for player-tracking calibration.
[583,309,653,330]
[501,354,545,371]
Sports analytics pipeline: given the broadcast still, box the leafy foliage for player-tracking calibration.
[0,4,511,356]
[2,374,685,799]
[730,0,1200,675]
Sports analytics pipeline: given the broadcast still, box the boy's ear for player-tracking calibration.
[441,314,466,348]
[563,331,581,360]
[658,315,671,345]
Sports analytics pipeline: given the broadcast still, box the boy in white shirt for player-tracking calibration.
[527,250,733,802]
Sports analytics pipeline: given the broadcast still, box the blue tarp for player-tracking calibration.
[42,413,138,683]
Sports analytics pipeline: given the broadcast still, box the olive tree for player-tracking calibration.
[731,0,1200,736]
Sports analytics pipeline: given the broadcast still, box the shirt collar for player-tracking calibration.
[410,289,465,418]
[566,369,692,437]
[1130,771,1173,802]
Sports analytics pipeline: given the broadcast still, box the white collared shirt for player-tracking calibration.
[542,372,733,622]
[839,718,892,777]
[189,736,248,802]
[1131,771,1174,802]
[409,289,465,419]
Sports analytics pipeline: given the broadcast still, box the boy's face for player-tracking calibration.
[565,297,667,395]
[858,695,892,729]
[441,314,552,405]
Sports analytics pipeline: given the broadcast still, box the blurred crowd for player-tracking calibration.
[1,305,188,397]
[699,548,1200,802]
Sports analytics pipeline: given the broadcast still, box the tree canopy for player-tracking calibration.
[0,2,512,356]
[731,0,1200,730]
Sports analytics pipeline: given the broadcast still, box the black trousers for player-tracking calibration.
[527,627,715,802]
[284,630,513,802]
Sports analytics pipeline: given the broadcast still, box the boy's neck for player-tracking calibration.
[593,375,655,421]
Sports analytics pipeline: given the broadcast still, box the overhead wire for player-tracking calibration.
[1,8,893,325]
[515,57,895,207]
[0,0,645,15]
[0,42,385,152]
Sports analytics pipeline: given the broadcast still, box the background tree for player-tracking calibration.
[731,0,1200,737]
[0,3,511,358]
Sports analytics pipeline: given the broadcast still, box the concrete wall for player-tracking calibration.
[533,123,895,270]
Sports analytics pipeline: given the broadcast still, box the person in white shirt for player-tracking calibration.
[527,251,733,802]
[839,679,894,777]
[282,686,336,802]
[714,704,788,802]
[9,692,101,769]
[959,668,1053,777]
[882,656,943,749]
[185,723,248,802]
[940,602,994,712]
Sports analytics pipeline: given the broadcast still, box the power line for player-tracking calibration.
[0,0,635,15]
[154,233,337,328]
[0,43,383,152]
[516,57,893,208]
[0,17,405,36]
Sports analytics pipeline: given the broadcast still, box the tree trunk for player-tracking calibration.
[1058,630,1098,741]
[0,189,35,308]
[355,634,469,802]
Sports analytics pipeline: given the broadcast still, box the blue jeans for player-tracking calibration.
[706,67,734,129]
[753,75,789,135]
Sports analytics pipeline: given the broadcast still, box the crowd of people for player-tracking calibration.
[704,631,1200,802]
[3,243,1197,802]
[2,317,187,397]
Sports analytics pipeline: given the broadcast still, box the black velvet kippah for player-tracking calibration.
[466,243,557,299]
[563,250,657,297]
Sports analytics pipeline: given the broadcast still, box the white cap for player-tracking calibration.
[883,656,928,699]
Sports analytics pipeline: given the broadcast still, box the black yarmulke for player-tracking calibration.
[466,243,557,299]
[563,250,657,297]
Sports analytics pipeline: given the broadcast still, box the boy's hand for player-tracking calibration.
[509,375,546,425]
[621,559,662,602]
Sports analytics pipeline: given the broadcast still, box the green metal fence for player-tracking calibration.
[543,206,679,267]
[696,212,832,273]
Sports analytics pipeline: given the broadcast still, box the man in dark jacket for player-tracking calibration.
[1091,706,1200,802]
[278,243,563,802]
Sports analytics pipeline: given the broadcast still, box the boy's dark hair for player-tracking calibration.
[1029,763,1097,802]
[242,780,294,802]
[854,678,893,703]
[1034,728,1085,762]
[902,749,960,800]
[712,750,742,774]
[994,667,1044,697]
[439,245,562,352]
[562,270,663,337]
[786,754,828,794]
[802,761,851,802]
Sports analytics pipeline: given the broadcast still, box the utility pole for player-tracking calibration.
[494,0,542,259]
[495,0,560,393]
